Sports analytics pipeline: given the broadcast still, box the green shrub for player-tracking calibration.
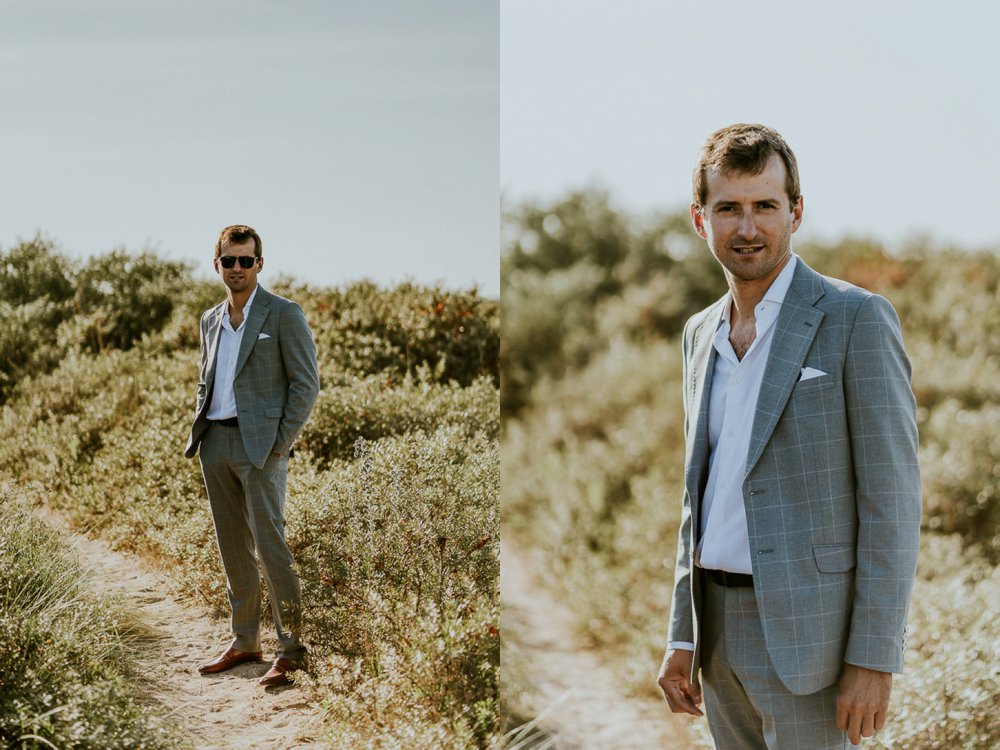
[293,427,499,744]
[298,370,499,468]
[0,298,70,401]
[500,194,724,414]
[0,235,74,307]
[74,251,192,353]
[919,399,1000,554]
[0,491,178,750]
[865,534,999,749]
[0,242,209,400]
[0,238,75,401]
[301,281,499,387]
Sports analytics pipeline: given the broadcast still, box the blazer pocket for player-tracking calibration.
[813,543,856,573]
[264,405,284,418]
[793,371,840,394]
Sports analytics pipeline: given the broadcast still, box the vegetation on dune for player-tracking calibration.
[0,491,180,750]
[501,191,1000,748]
[0,237,499,749]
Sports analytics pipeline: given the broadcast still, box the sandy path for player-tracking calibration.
[40,508,322,750]
[501,538,700,750]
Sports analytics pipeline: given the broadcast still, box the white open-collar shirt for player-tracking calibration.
[206,284,258,421]
[669,255,798,652]
[699,254,798,574]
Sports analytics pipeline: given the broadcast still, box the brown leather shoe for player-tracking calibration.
[258,657,300,687]
[198,647,263,674]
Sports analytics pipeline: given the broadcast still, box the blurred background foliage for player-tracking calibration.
[0,237,499,749]
[501,190,1000,748]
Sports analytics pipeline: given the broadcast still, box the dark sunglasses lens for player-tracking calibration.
[219,256,257,269]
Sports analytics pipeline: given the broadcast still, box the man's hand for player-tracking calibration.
[836,663,892,744]
[657,649,703,716]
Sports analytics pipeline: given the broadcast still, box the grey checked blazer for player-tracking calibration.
[667,258,921,695]
[184,286,320,469]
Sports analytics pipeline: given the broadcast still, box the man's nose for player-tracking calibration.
[737,210,757,239]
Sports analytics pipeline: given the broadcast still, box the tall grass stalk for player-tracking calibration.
[0,489,178,750]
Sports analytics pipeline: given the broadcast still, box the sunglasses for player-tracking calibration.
[218,255,260,269]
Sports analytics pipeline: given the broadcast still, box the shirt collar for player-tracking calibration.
[222,283,259,326]
[763,253,798,305]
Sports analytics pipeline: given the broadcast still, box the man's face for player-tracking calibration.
[215,239,262,294]
[691,155,803,285]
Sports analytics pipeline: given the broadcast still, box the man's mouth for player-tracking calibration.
[732,246,763,255]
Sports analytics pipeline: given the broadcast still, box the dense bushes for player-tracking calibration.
[73,251,192,353]
[0,238,194,402]
[298,371,499,467]
[0,491,177,749]
[0,238,74,397]
[501,192,724,413]
[297,281,499,388]
[295,428,499,746]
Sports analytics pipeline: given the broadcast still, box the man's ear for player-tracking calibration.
[790,195,804,233]
[690,203,708,239]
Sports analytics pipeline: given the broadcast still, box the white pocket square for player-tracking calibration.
[258,332,271,340]
[799,367,827,381]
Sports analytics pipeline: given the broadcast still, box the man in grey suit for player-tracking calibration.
[185,224,320,688]
[656,125,921,748]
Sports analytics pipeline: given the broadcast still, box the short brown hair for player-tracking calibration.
[692,124,800,208]
[215,225,262,258]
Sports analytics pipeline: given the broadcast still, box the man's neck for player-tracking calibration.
[727,254,791,325]
[227,282,257,317]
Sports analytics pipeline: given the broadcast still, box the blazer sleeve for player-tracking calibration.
[667,318,696,646]
[273,301,320,456]
[843,294,921,673]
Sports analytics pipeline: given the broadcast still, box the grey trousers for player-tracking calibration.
[199,423,306,660]
[701,577,860,750]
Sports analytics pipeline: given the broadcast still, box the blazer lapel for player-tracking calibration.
[744,262,826,475]
[204,301,227,392]
[685,298,725,522]
[234,287,272,378]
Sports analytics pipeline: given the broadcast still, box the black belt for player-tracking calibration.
[704,568,754,588]
[210,417,239,428]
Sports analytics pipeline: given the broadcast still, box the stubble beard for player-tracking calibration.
[224,273,252,294]
[715,236,792,284]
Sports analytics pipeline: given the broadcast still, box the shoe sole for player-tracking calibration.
[198,656,263,675]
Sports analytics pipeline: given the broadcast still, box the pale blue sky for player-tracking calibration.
[1,0,499,296]
[502,0,1000,252]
